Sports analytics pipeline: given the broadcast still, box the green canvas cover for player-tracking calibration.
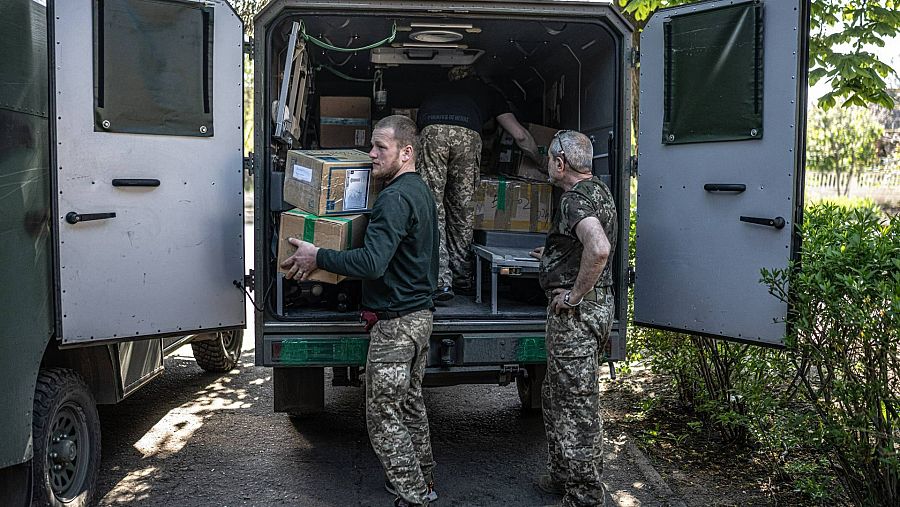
[93,0,215,137]
[662,1,763,145]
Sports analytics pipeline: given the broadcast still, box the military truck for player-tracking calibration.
[1,0,809,504]
[249,0,809,415]
[1,0,246,505]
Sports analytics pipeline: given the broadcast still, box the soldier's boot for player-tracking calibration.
[535,474,566,496]
[386,479,438,503]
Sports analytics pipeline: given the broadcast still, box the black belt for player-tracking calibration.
[374,307,432,321]
[546,287,608,302]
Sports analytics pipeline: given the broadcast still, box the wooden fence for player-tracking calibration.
[805,170,900,204]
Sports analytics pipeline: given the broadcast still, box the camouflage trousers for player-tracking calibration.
[542,287,615,507]
[418,124,483,288]
[366,309,435,505]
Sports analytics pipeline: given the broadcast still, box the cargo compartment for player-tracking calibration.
[253,1,632,378]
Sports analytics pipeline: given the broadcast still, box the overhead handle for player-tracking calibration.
[65,212,116,225]
[740,215,785,229]
[112,178,160,187]
[704,183,746,193]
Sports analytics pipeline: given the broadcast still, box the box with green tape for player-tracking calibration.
[277,210,368,284]
[283,149,382,216]
[474,176,552,233]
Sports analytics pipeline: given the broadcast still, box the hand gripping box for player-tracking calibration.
[474,176,553,233]
[496,123,556,182]
[277,210,368,284]
[283,149,382,216]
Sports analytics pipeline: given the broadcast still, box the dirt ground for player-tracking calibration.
[599,365,832,507]
[93,345,820,506]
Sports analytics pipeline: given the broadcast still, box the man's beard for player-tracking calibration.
[376,161,401,181]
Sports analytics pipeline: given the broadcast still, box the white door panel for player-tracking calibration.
[54,0,245,344]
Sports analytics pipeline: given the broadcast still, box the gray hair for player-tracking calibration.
[373,115,418,152]
[549,130,593,174]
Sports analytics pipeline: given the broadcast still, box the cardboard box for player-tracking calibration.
[391,107,418,123]
[283,149,382,216]
[320,96,371,148]
[496,123,556,182]
[277,210,368,284]
[474,177,553,233]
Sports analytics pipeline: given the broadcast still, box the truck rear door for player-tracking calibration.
[53,0,245,344]
[633,0,809,345]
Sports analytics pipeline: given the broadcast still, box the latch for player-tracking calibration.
[628,266,636,287]
[243,37,255,55]
[243,154,255,177]
[630,48,640,68]
[499,267,522,276]
[243,269,255,292]
[629,155,638,178]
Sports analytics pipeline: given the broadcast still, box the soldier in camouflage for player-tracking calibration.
[281,116,439,507]
[418,65,541,301]
[530,130,618,507]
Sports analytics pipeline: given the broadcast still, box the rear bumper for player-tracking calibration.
[260,330,548,367]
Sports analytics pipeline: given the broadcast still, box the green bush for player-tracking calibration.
[630,202,900,504]
[762,203,900,505]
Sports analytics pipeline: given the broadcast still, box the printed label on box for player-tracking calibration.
[292,164,313,183]
[354,129,367,146]
[344,169,371,210]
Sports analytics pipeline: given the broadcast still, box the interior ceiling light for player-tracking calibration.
[409,22,481,33]
[410,30,464,43]
[395,42,468,49]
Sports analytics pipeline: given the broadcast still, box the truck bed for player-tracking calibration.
[280,293,547,322]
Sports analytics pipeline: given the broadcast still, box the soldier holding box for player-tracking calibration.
[281,115,439,507]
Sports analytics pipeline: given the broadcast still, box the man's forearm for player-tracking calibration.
[570,247,607,302]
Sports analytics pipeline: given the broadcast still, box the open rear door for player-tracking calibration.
[53,0,245,344]
[633,0,809,345]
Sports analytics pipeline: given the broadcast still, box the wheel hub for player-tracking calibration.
[50,437,77,465]
[47,403,89,499]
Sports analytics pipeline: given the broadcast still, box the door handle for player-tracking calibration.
[65,212,116,224]
[704,183,746,193]
[112,178,160,187]
[740,215,785,229]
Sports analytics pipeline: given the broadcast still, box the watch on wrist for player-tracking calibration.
[563,290,582,307]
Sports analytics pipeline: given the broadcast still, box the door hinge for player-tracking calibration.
[243,37,255,55]
[630,48,640,68]
[244,269,255,292]
[628,266,636,287]
[629,155,638,178]
[243,153,255,177]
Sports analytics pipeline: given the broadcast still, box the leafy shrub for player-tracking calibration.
[762,203,900,505]
[630,201,899,504]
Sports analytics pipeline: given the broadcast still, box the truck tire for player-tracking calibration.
[191,329,243,373]
[32,368,101,507]
[516,364,546,412]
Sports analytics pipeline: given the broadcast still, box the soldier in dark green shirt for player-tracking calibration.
[280,115,439,507]
[530,130,617,507]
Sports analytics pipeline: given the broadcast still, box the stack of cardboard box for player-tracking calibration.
[277,149,380,283]
[474,176,553,233]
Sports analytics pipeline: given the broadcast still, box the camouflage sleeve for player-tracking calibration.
[560,191,597,238]
[596,188,617,230]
